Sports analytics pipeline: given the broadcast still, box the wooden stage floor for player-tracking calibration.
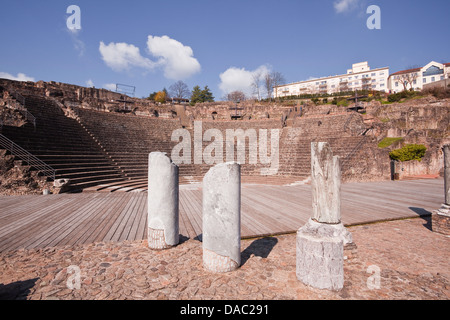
[0,178,444,252]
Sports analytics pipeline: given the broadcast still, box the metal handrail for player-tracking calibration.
[9,91,36,129]
[341,135,368,169]
[0,133,56,180]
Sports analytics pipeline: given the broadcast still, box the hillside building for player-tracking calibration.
[274,62,389,98]
[388,61,450,93]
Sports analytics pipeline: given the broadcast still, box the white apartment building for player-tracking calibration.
[274,62,389,98]
[388,61,450,93]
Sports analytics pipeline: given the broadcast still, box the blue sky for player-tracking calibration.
[1,0,449,100]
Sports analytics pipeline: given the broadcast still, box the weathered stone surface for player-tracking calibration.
[54,179,70,188]
[443,144,450,205]
[433,145,450,235]
[432,207,450,235]
[310,142,341,224]
[297,143,352,291]
[202,162,241,273]
[296,219,349,291]
[203,248,239,273]
[147,152,179,249]
[0,218,449,300]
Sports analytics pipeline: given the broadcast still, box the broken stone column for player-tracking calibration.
[296,142,353,291]
[147,152,179,250]
[203,162,241,273]
[433,144,450,235]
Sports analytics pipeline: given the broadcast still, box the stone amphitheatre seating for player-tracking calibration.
[1,87,372,192]
[74,109,371,189]
[75,108,189,186]
[1,94,125,190]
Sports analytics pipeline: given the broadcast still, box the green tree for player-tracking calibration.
[148,91,157,101]
[190,85,215,105]
[201,86,214,102]
[190,85,203,105]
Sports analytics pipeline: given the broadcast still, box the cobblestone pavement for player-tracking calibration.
[0,216,449,300]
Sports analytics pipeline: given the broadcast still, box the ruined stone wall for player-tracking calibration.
[183,101,290,121]
[0,149,52,195]
[1,78,448,182]
[365,97,450,178]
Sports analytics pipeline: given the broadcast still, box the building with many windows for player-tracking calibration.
[273,62,389,98]
[388,61,450,93]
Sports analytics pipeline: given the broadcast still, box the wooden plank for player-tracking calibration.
[179,189,203,238]
[0,178,444,252]
[179,190,200,238]
[61,193,130,246]
[135,198,148,241]
[0,195,72,230]
[178,194,197,239]
[246,186,308,226]
[33,194,111,249]
[103,193,138,242]
[87,193,133,244]
[127,194,147,241]
[0,195,82,251]
[71,192,131,245]
[242,188,303,232]
[115,194,141,242]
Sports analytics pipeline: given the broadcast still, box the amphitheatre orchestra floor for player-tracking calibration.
[0,178,444,252]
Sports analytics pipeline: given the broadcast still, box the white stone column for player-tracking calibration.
[147,152,179,250]
[433,145,450,235]
[296,142,352,291]
[311,142,341,224]
[202,162,241,273]
[444,144,450,206]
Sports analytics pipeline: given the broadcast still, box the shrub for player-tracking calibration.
[336,99,348,107]
[389,144,427,162]
[378,137,403,149]
[387,90,419,103]
[311,97,320,105]
[421,87,450,99]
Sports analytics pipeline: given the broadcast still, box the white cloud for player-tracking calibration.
[86,79,94,87]
[99,35,201,80]
[146,35,201,80]
[66,28,86,57]
[334,0,360,13]
[219,65,270,97]
[0,72,35,82]
[99,41,156,72]
[103,83,117,91]
[72,36,86,57]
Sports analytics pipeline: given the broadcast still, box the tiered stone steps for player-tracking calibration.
[1,95,125,190]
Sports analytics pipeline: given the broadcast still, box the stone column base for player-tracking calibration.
[148,228,173,250]
[296,219,353,291]
[203,248,239,273]
[432,204,450,236]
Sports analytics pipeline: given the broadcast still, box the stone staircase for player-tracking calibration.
[1,94,125,190]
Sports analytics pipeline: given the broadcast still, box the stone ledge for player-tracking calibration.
[432,205,450,236]
[296,219,354,291]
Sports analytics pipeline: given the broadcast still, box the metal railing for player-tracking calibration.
[9,91,36,129]
[0,133,56,180]
[340,135,368,169]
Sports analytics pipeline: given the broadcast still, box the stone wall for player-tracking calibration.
[365,97,450,178]
[1,78,448,183]
[0,149,52,195]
